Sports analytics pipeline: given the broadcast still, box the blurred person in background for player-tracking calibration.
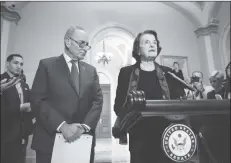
[186,71,214,100]
[1,54,34,163]
[207,70,225,99]
[171,61,186,99]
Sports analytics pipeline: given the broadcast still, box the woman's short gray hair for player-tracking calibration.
[209,70,225,81]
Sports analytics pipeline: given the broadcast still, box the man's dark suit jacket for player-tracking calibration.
[31,54,103,154]
[1,72,34,144]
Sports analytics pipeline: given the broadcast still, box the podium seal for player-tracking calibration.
[162,124,197,162]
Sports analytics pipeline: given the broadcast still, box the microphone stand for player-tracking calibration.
[167,72,195,91]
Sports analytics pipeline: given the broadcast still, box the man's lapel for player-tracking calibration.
[21,81,30,103]
[57,55,79,96]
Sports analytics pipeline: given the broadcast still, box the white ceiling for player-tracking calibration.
[1,1,29,11]
[1,1,224,26]
[1,1,206,11]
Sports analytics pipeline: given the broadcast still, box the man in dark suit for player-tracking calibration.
[1,54,34,163]
[31,26,103,163]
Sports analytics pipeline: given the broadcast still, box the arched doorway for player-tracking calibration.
[90,28,135,65]
[90,24,135,163]
[96,72,111,139]
[90,24,135,132]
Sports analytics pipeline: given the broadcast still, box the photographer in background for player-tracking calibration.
[186,71,214,99]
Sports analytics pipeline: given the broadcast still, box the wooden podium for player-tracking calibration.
[112,91,230,162]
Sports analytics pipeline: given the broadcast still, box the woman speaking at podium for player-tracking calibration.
[114,30,181,163]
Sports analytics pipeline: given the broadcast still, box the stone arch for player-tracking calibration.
[163,2,202,27]
[206,1,222,24]
[89,22,136,44]
[219,22,230,69]
[98,71,111,84]
[88,22,136,66]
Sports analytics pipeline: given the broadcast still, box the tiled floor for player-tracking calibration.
[94,138,130,163]
[26,137,130,163]
[26,137,198,163]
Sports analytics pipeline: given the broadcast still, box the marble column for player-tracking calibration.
[194,18,219,84]
[1,4,20,73]
[1,18,11,73]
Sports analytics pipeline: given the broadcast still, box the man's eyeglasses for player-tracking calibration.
[69,38,91,50]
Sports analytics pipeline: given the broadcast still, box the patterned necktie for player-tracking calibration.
[70,60,79,94]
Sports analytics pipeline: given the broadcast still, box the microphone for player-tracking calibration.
[167,72,195,91]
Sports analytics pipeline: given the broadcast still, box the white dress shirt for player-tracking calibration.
[57,52,90,132]
[63,52,79,72]
[15,82,24,104]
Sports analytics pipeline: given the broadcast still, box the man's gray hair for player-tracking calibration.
[64,25,85,39]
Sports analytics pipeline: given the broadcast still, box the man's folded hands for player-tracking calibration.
[60,122,85,143]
